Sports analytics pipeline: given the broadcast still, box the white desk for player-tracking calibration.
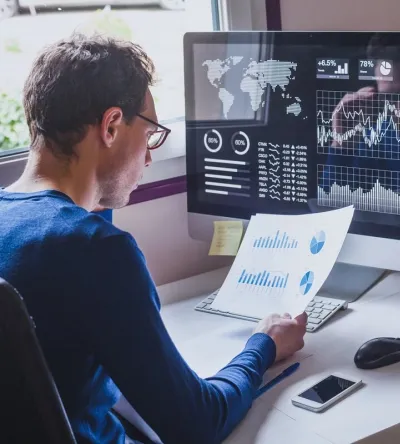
[159,269,400,444]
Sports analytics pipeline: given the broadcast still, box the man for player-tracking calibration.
[0,34,307,444]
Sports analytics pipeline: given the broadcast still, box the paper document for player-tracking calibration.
[211,206,354,317]
[209,220,243,256]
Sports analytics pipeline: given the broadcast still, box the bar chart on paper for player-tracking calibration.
[238,269,289,293]
[253,230,298,249]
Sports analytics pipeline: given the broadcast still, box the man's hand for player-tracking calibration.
[254,312,307,362]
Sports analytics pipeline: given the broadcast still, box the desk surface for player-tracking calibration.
[159,270,400,444]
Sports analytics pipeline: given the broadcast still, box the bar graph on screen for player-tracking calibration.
[318,164,400,214]
[237,269,289,294]
[253,230,298,249]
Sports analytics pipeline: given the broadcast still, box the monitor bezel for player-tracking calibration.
[184,31,400,243]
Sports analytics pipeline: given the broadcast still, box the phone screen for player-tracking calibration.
[298,375,356,404]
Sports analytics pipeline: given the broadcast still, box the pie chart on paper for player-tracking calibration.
[300,271,314,295]
[310,231,326,255]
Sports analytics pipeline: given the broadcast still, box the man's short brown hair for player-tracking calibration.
[23,33,155,157]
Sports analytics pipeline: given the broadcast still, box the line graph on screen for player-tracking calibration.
[317,90,400,159]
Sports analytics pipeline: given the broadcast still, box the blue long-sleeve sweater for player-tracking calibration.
[0,189,276,444]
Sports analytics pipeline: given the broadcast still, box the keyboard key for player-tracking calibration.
[315,303,323,308]
[308,318,322,324]
[307,302,315,307]
[319,309,331,319]
[309,313,319,318]
[323,304,334,309]
[197,303,207,308]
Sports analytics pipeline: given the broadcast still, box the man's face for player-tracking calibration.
[98,90,155,209]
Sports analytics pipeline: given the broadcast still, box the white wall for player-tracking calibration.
[113,193,232,286]
[279,0,400,31]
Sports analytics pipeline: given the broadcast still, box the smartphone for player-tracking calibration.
[291,373,363,412]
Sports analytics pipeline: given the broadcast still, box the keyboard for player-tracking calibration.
[194,291,348,332]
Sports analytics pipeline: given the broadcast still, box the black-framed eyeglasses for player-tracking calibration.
[137,114,171,150]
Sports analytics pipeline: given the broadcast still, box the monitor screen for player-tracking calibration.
[184,31,400,240]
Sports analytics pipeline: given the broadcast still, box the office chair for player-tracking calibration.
[0,277,77,444]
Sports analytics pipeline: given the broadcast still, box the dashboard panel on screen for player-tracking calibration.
[184,31,400,240]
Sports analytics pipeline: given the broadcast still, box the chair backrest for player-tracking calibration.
[0,278,77,444]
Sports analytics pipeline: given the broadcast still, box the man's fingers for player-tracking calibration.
[295,311,308,325]
[297,338,305,350]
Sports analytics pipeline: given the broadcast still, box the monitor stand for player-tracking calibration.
[317,263,388,304]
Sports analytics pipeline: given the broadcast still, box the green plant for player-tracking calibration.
[79,7,133,41]
[0,92,30,152]
[4,38,22,53]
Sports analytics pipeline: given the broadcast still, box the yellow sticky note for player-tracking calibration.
[209,221,243,256]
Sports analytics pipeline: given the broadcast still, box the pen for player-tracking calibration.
[254,362,300,399]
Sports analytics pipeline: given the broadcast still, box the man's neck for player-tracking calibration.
[6,151,98,211]
[6,176,63,194]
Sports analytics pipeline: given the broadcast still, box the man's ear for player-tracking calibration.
[100,107,124,148]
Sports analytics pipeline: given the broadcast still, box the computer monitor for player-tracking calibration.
[184,31,400,275]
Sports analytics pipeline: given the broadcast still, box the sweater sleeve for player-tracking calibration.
[79,234,276,444]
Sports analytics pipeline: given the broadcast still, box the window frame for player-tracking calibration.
[0,0,270,200]
[217,0,268,31]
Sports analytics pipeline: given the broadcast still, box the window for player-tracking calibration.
[0,0,215,158]
[0,0,268,187]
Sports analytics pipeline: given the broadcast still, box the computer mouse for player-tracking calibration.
[354,337,400,369]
